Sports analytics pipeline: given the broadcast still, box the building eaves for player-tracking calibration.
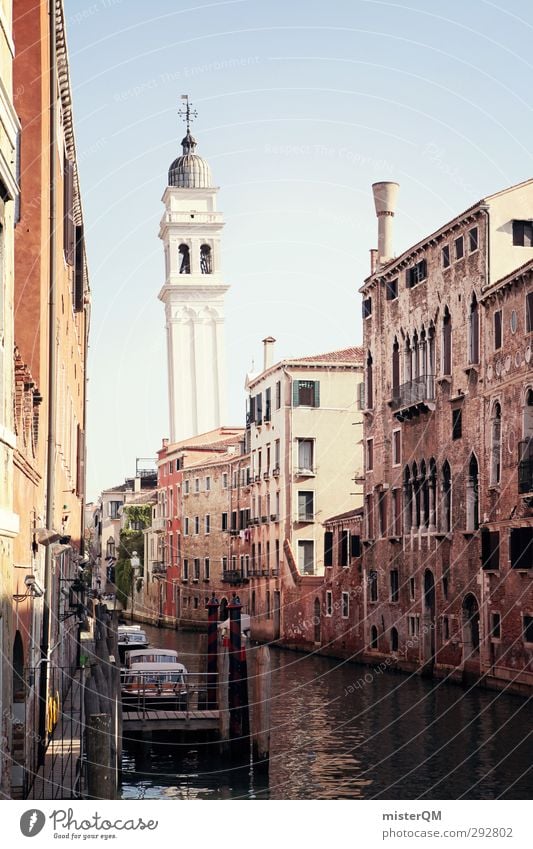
[480,257,533,301]
[247,347,364,388]
[324,507,364,524]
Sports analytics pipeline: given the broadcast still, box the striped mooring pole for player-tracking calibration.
[228,596,243,744]
[206,595,219,709]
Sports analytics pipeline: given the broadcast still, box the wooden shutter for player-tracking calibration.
[74,224,84,312]
[292,380,299,407]
[324,531,333,567]
[313,380,320,408]
[63,157,75,265]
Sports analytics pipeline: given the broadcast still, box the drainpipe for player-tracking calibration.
[38,0,58,759]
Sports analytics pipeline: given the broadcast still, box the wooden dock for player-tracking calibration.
[122,708,220,732]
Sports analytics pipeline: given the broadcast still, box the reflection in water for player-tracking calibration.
[121,626,532,800]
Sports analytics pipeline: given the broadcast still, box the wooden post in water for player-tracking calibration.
[86,713,114,799]
[228,597,242,748]
[251,645,271,774]
[218,648,230,754]
[206,595,219,709]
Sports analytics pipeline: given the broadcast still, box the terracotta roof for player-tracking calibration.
[293,346,364,364]
[324,507,364,524]
[482,256,533,298]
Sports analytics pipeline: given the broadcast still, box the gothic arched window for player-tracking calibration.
[469,293,479,364]
[442,306,452,375]
[491,402,502,485]
[466,454,479,531]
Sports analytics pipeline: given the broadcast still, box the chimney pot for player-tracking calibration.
[262,336,276,372]
[372,181,399,265]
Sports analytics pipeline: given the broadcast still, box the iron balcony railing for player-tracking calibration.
[222,570,248,584]
[391,374,435,411]
[518,439,533,493]
[151,561,166,575]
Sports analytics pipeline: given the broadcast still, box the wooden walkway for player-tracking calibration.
[28,676,82,800]
[122,708,220,732]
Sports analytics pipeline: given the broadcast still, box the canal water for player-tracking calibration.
[121,625,532,800]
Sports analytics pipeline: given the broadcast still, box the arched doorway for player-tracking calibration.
[390,626,399,652]
[314,598,321,643]
[423,569,436,671]
[11,632,25,790]
[463,593,480,656]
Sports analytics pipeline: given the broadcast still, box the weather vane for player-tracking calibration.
[178,94,198,133]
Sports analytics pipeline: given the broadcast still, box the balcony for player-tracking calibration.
[518,440,533,494]
[263,471,270,480]
[295,466,316,477]
[151,561,166,575]
[151,516,166,532]
[297,512,314,523]
[261,515,269,523]
[272,466,280,477]
[391,374,435,421]
[270,513,279,522]
[222,570,249,585]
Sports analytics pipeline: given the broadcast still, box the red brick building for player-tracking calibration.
[360,179,533,693]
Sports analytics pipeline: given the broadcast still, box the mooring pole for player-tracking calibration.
[228,596,242,746]
[206,595,219,709]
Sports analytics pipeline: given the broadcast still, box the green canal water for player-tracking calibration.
[120,625,532,800]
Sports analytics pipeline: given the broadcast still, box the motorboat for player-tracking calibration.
[118,625,149,662]
[121,661,188,710]
[124,648,180,667]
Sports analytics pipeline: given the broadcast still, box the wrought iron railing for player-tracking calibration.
[391,374,435,410]
[518,439,533,493]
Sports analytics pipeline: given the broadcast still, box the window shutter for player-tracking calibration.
[63,157,75,265]
[350,534,361,558]
[324,531,333,567]
[292,381,299,407]
[74,224,84,312]
[313,381,320,408]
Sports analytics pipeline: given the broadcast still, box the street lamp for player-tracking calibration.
[130,550,141,622]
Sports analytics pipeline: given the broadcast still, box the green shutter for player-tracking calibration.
[314,381,320,408]
[292,381,299,407]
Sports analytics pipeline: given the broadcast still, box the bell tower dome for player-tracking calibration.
[158,96,229,442]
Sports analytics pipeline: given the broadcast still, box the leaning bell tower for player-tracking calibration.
[158,96,229,442]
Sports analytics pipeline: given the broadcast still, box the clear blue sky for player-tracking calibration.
[65,0,533,500]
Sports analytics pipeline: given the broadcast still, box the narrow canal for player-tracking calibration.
[121,624,532,800]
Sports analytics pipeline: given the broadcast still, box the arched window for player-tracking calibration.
[466,454,479,531]
[412,462,420,529]
[366,351,373,409]
[441,461,452,533]
[469,293,479,364]
[412,330,419,380]
[429,458,437,530]
[392,337,400,400]
[370,625,379,650]
[106,537,115,558]
[403,465,412,533]
[491,402,502,485]
[404,335,412,384]
[420,460,429,528]
[200,243,212,274]
[427,323,436,399]
[390,626,399,652]
[442,306,452,375]
[178,243,190,274]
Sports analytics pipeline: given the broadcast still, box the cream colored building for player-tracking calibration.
[245,339,364,640]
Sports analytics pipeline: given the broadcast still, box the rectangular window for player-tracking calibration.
[205,515,210,535]
[265,387,272,422]
[324,531,333,567]
[184,479,190,495]
[378,490,387,537]
[469,226,479,253]
[256,392,263,425]
[298,491,314,522]
[231,510,237,531]
[442,616,450,641]
[342,592,349,619]
[408,615,420,637]
[194,559,200,580]
[293,380,320,407]
[205,476,211,491]
[276,380,281,410]
[386,278,398,300]
[392,430,401,466]
[350,535,361,558]
[406,258,427,288]
[297,438,314,473]
[513,220,533,247]
[183,559,189,580]
[491,612,501,639]
[390,569,399,603]
[363,297,372,318]
[221,512,228,531]
[409,577,415,601]
[204,558,210,580]
[526,292,533,333]
[366,438,374,472]
[393,488,402,537]
[109,500,121,519]
[481,528,500,570]
[452,408,462,440]
[494,310,502,350]
[326,590,333,617]
[340,529,349,567]
[222,556,228,573]
[274,439,281,469]
[298,540,314,575]
[523,615,533,644]
[454,236,464,260]
[194,516,199,534]
[510,527,533,569]
[184,517,189,536]
[442,245,450,268]
[193,597,199,610]
[369,570,378,602]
